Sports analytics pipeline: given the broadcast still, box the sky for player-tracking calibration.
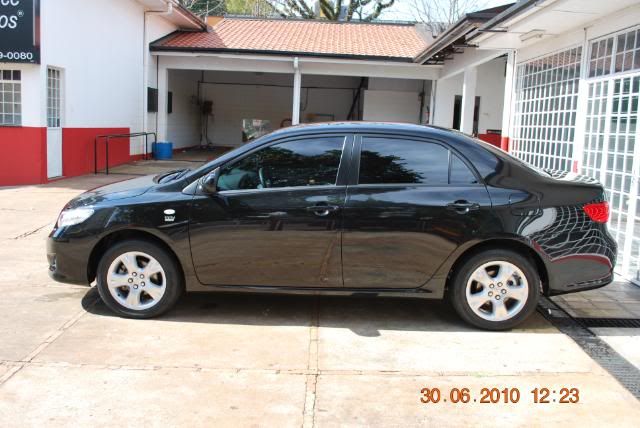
[381,0,515,22]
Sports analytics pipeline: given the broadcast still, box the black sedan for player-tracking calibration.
[47,122,616,330]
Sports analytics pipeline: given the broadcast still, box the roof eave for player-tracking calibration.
[149,45,417,63]
[468,0,539,43]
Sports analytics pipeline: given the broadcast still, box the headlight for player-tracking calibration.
[57,207,95,228]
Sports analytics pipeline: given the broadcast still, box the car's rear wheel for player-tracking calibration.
[449,249,540,330]
[96,239,183,318]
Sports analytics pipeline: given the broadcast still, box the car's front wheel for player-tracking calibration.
[96,239,183,318]
[449,249,540,330]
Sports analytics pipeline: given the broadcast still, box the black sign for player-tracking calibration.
[0,0,40,64]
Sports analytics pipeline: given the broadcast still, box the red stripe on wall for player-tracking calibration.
[0,127,47,186]
[478,133,501,147]
[63,128,130,177]
[500,136,510,152]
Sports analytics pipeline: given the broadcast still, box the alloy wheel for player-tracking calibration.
[106,251,167,311]
[465,261,529,322]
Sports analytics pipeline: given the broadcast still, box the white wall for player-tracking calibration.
[167,69,201,149]
[362,77,428,124]
[41,0,146,130]
[432,57,506,134]
[18,0,180,154]
[516,4,640,64]
[363,91,422,123]
[197,71,360,147]
[477,57,506,133]
[146,14,179,139]
[432,73,462,129]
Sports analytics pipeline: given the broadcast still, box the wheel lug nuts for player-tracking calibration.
[489,284,494,288]
[128,278,133,283]
[498,282,503,287]
[495,295,501,300]
[133,285,138,289]
[132,272,137,277]
[141,282,145,287]
[140,274,144,279]
[501,289,507,294]
[488,291,493,297]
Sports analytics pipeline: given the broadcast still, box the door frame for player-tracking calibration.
[46,66,64,179]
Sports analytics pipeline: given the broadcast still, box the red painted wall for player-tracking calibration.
[478,133,502,148]
[0,127,133,186]
[0,127,47,186]
[63,128,130,177]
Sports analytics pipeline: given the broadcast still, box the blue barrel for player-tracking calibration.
[153,141,173,160]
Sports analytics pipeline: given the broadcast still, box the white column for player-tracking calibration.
[500,50,516,151]
[156,63,169,142]
[428,80,437,125]
[572,30,591,172]
[460,67,477,134]
[292,57,301,125]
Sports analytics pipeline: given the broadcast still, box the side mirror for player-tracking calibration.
[200,167,220,194]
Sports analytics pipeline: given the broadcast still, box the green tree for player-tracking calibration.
[267,0,396,21]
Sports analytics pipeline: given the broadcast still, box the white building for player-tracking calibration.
[0,0,445,185]
[0,0,204,184]
[426,0,640,283]
[1,0,638,282]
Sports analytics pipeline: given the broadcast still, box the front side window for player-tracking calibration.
[217,137,344,191]
[358,137,451,185]
[0,70,21,126]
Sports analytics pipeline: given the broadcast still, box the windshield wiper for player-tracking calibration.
[157,168,190,184]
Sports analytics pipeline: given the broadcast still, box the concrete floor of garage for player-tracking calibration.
[1,162,639,426]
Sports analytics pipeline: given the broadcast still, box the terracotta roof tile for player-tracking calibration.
[153,18,430,60]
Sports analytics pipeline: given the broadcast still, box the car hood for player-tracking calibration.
[65,175,157,209]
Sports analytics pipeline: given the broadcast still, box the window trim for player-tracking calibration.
[349,134,483,188]
[0,68,22,127]
[587,24,640,79]
[216,133,353,194]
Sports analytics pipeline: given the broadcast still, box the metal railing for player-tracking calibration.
[94,132,157,174]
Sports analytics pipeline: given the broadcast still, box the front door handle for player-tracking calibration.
[447,200,480,214]
[306,205,340,217]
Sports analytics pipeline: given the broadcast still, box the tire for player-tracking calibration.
[96,239,183,318]
[449,249,540,330]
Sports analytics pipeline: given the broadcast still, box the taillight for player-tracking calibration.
[583,201,609,223]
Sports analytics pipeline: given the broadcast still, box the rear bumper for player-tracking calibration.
[47,234,92,286]
[545,252,616,295]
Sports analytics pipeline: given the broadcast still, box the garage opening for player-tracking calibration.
[164,69,431,155]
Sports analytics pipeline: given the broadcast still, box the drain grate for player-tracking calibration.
[574,317,640,328]
[538,297,640,399]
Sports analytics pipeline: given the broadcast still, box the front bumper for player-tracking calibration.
[47,234,92,286]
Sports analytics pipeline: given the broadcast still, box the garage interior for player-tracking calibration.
[164,69,432,152]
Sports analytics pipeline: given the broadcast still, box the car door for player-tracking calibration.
[189,134,351,287]
[342,134,493,289]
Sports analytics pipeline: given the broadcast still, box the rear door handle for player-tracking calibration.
[306,205,340,217]
[447,201,480,214]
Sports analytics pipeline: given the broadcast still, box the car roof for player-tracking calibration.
[184,121,507,183]
[266,121,457,140]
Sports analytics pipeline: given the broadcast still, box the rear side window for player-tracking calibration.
[358,137,478,185]
[359,137,449,185]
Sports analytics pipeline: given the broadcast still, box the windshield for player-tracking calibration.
[184,133,275,180]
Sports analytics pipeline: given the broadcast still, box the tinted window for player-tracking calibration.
[358,137,449,185]
[450,154,478,184]
[217,137,344,191]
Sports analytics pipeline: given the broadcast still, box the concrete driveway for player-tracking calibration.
[0,170,639,427]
